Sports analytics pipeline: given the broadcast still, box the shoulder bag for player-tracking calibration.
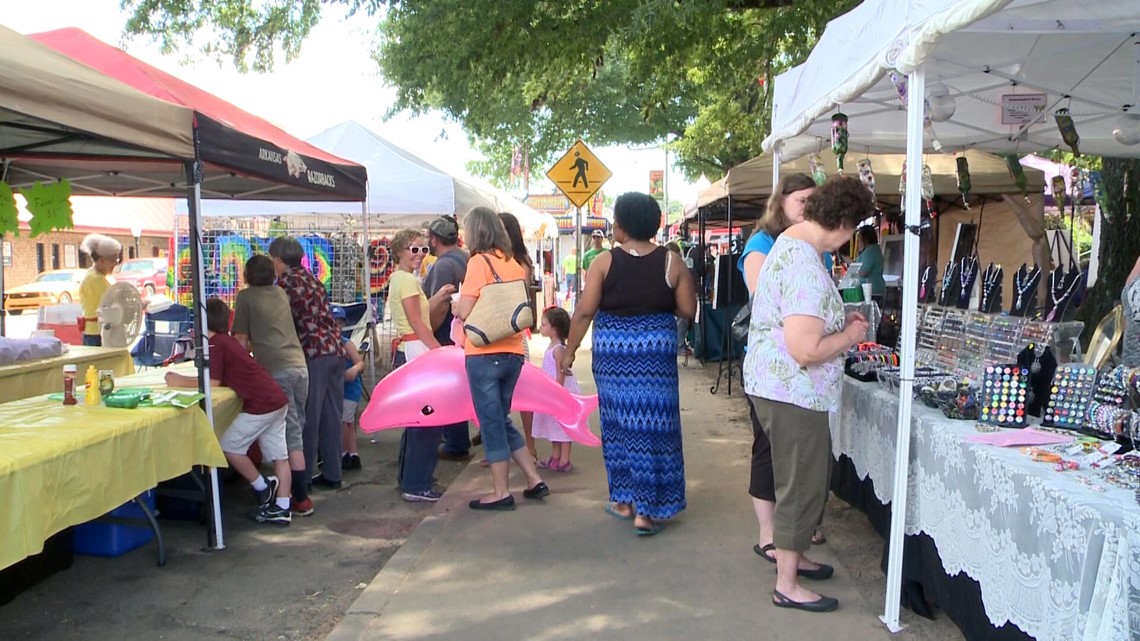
[464,255,535,348]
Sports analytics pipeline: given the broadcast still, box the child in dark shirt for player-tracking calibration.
[166,297,293,525]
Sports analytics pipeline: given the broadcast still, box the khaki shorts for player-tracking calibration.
[219,405,289,462]
[342,399,359,425]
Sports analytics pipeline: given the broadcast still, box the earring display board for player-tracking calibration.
[935,310,968,375]
[1086,366,1135,438]
[1042,365,1097,429]
[979,364,1030,428]
[915,305,945,367]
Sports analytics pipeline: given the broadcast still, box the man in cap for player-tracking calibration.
[581,229,607,273]
[422,215,475,462]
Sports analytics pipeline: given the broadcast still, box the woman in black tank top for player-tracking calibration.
[562,193,697,535]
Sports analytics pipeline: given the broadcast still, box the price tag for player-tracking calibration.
[20,180,75,237]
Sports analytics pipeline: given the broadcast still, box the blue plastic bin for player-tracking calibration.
[73,490,155,558]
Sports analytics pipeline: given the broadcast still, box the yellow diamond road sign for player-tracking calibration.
[546,140,612,208]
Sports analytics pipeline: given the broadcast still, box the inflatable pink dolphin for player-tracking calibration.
[359,346,601,447]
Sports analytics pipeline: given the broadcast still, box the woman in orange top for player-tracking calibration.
[453,207,548,511]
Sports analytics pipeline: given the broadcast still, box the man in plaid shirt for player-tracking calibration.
[270,237,346,491]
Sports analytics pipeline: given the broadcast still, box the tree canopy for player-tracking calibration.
[122,0,857,185]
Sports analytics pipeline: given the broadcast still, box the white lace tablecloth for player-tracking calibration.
[833,378,1140,641]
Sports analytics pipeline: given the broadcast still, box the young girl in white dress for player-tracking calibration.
[534,307,578,472]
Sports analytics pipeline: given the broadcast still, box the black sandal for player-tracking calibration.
[753,543,777,564]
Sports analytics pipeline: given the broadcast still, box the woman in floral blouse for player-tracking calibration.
[743,176,873,613]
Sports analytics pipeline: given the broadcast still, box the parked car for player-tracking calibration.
[114,258,168,297]
[3,269,86,315]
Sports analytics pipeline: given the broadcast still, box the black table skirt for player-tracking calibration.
[831,454,1034,641]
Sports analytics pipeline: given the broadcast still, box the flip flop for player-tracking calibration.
[753,543,777,564]
[635,521,666,536]
[605,504,634,521]
[812,529,827,545]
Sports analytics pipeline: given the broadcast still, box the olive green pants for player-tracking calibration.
[748,395,832,552]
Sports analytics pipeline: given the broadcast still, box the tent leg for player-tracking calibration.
[185,157,225,553]
[881,64,926,634]
[360,201,376,385]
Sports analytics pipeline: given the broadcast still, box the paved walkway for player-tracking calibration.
[327,340,959,641]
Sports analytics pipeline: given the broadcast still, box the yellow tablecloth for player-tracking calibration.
[0,346,135,404]
[0,370,234,571]
[121,364,243,436]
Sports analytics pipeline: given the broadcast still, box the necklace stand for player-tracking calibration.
[939,262,959,307]
[1010,263,1041,317]
[918,265,937,304]
[979,263,1004,314]
[956,257,979,310]
[1045,268,1082,322]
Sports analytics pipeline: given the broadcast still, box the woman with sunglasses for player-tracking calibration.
[391,227,456,503]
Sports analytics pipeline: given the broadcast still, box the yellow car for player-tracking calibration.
[4,269,86,315]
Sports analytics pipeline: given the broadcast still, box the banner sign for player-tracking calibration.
[0,182,18,236]
[20,179,75,237]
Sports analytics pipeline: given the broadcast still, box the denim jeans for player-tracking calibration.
[393,350,443,493]
[305,354,344,483]
[82,334,102,346]
[441,422,471,456]
[465,353,525,464]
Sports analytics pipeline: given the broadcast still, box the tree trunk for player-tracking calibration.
[1077,157,1140,345]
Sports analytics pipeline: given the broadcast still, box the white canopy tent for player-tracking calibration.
[764,0,1140,636]
[192,120,558,239]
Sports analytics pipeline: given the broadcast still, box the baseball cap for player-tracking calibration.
[591,230,604,238]
[426,215,460,242]
[330,305,347,321]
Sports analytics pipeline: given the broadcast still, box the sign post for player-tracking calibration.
[547,140,611,308]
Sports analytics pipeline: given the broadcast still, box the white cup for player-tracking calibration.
[861,283,874,302]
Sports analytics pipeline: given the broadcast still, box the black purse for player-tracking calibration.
[731,300,751,343]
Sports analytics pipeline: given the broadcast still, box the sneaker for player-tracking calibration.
[437,449,473,462]
[402,489,443,503]
[291,497,314,517]
[255,476,279,508]
[342,453,362,471]
[254,503,292,526]
[311,474,343,490]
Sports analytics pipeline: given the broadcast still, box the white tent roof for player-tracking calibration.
[189,121,557,238]
[764,0,1140,160]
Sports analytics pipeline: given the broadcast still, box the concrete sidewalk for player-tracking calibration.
[327,342,959,641]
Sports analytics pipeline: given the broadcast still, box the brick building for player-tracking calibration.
[2,196,172,288]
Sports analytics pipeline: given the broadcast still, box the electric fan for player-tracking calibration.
[98,282,144,348]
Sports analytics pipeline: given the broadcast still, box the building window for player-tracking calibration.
[129,246,137,259]
[36,243,45,273]
[51,244,61,270]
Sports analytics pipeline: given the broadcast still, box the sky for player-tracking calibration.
[5,2,705,209]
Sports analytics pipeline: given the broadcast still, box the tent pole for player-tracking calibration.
[185,153,225,552]
[575,205,583,306]
[0,160,8,338]
[881,63,926,634]
[360,200,376,384]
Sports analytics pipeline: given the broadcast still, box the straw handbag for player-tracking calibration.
[464,255,534,348]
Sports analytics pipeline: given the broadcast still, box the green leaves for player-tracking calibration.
[0,182,18,237]
[20,180,75,237]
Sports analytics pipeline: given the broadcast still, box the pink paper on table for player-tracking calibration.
[964,428,1074,447]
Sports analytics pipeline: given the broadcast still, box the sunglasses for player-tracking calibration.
[408,246,429,255]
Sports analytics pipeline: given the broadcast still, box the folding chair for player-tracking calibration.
[1083,304,1124,370]
[132,303,195,369]
[334,301,376,398]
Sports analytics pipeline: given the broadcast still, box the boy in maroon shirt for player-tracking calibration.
[166,298,293,525]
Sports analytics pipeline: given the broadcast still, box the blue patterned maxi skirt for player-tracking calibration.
[592,311,686,519]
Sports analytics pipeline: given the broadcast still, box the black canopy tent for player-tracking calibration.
[0,25,368,551]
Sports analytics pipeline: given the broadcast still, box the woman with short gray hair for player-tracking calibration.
[269,236,346,493]
[78,233,122,346]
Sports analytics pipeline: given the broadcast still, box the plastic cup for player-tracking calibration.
[862,283,874,301]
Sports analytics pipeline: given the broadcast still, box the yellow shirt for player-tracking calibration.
[459,252,527,356]
[389,270,430,351]
[79,268,113,335]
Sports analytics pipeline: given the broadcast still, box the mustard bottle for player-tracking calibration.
[84,365,101,406]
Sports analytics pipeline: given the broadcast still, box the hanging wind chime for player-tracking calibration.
[1054,107,1081,157]
[1051,175,1067,211]
[956,155,972,209]
[808,153,827,186]
[1005,154,1030,201]
[921,164,935,216]
[899,161,907,213]
[831,112,849,173]
[1069,167,1084,207]
[857,158,876,195]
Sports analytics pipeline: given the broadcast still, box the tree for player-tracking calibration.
[1076,157,1140,344]
[121,0,858,184]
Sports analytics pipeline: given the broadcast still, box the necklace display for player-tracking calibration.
[1044,267,1082,322]
[1010,263,1041,317]
[919,265,937,304]
[956,256,979,310]
[979,262,1003,314]
[938,260,959,307]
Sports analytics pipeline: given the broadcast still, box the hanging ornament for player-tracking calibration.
[1005,154,1030,200]
[921,164,935,216]
[1054,107,1081,157]
[1069,166,1084,203]
[899,161,908,213]
[831,112,849,173]
[955,156,972,209]
[1090,170,1107,210]
[857,158,876,195]
[1051,175,1067,210]
[808,154,827,185]
[888,71,908,107]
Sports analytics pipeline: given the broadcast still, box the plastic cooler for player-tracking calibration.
[73,490,155,558]
[37,303,84,345]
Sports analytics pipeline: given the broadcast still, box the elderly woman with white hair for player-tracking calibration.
[78,233,122,346]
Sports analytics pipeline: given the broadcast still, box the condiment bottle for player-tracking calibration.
[84,365,101,406]
[63,364,77,405]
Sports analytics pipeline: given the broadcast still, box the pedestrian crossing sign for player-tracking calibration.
[546,140,612,208]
